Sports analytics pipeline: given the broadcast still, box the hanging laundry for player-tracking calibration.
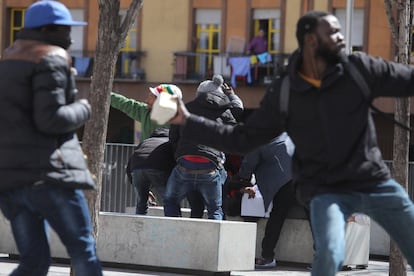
[250,55,258,65]
[229,57,252,87]
[257,52,272,64]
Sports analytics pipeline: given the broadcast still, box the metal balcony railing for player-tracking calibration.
[69,50,146,80]
[172,51,290,85]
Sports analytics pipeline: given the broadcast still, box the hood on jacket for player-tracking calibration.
[194,90,233,110]
[149,127,169,138]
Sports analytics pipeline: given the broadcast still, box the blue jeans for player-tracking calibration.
[0,184,102,276]
[310,179,414,276]
[132,168,169,215]
[163,166,226,220]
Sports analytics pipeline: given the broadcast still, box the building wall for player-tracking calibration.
[85,0,98,54]
[285,0,302,53]
[225,0,249,48]
[141,0,190,82]
[4,0,85,8]
[314,0,329,10]
[366,0,392,59]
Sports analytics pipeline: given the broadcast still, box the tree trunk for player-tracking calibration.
[388,0,411,275]
[391,98,410,276]
[82,1,120,239]
[81,0,144,239]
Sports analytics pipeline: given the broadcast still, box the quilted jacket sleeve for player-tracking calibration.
[32,54,90,134]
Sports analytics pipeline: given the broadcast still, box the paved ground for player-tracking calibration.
[0,255,413,276]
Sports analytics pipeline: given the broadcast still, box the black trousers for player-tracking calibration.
[261,181,297,259]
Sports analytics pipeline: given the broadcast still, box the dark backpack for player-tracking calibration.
[278,61,411,131]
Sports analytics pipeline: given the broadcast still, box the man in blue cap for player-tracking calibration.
[0,1,102,275]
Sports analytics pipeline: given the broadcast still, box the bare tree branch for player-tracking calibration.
[119,0,144,41]
[384,0,399,44]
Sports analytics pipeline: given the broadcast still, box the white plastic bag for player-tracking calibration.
[240,185,272,218]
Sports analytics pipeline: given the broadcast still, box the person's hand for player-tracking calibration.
[222,83,235,96]
[347,215,356,223]
[241,186,256,198]
[169,98,190,125]
[78,98,91,111]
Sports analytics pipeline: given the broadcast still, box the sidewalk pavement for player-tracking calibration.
[0,255,413,276]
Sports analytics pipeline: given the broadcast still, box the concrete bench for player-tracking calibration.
[228,204,315,264]
[0,212,256,273]
[126,205,315,264]
[128,204,372,266]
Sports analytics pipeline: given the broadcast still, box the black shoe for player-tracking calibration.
[255,257,276,269]
[356,264,368,269]
[341,265,352,271]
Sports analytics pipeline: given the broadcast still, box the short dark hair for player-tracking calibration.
[296,11,329,48]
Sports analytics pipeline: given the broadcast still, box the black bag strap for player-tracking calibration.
[343,61,370,99]
[344,61,411,132]
[279,75,290,117]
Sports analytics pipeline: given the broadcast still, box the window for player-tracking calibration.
[117,10,138,78]
[69,9,85,56]
[252,9,281,54]
[195,9,221,76]
[335,9,364,52]
[67,9,86,56]
[66,9,90,77]
[10,8,25,43]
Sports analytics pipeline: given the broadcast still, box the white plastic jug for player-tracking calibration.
[150,92,178,125]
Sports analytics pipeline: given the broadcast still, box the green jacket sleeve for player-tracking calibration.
[110,92,148,123]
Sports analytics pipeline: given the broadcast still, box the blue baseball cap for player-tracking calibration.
[24,1,87,29]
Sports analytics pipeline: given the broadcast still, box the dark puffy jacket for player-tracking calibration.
[126,127,175,182]
[0,30,94,191]
[170,91,243,168]
[182,49,414,205]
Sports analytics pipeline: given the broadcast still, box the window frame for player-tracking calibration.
[334,8,365,52]
[252,9,281,54]
[194,9,221,74]
[10,8,25,44]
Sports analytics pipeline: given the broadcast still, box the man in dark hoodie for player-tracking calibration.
[126,127,175,215]
[0,1,102,275]
[237,132,296,269]
[170,11,414,276]
[164,74,243,220]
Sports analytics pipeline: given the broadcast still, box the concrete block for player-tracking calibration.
[125,206,208,218]
[126,206,314,264]
[134,206,370,265]
[370,220,390,256]
[226,216,314,264]
[0,211,256,272]
[97,213,255,271]
[0,215,17,255]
